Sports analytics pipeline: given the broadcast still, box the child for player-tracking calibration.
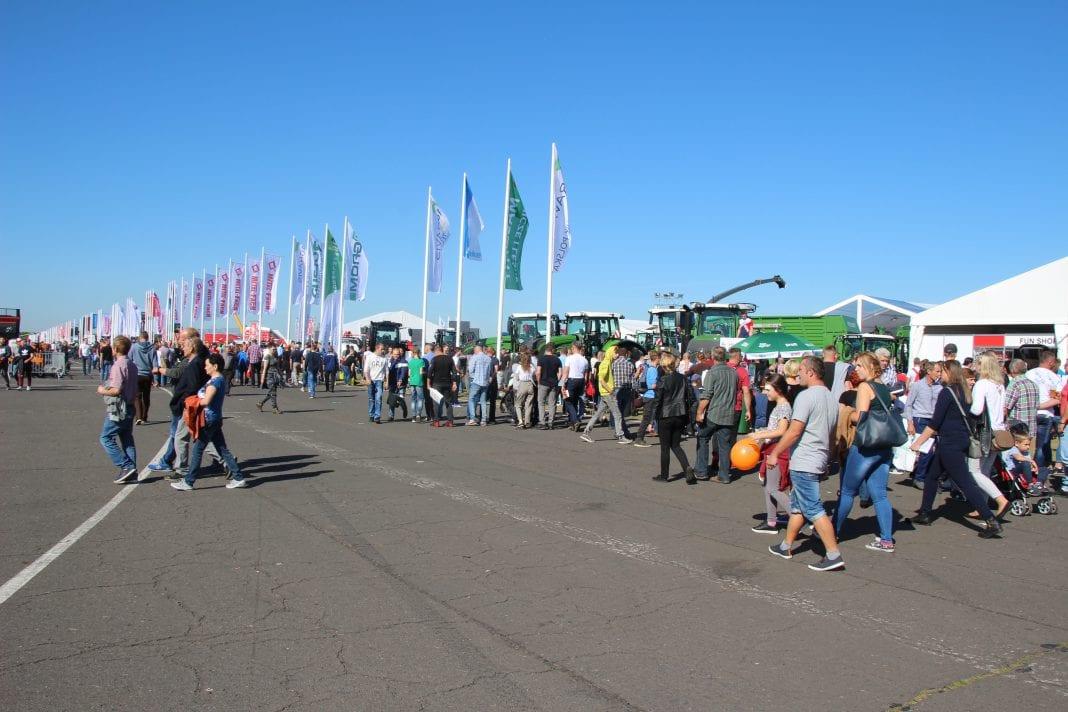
[1002,430,1044,495]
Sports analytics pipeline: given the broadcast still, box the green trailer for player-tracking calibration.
[749,315,858,350]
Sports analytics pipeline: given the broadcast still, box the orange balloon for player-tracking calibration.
[730,440,761,471]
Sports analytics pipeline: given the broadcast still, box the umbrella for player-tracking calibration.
[733,331,822,359]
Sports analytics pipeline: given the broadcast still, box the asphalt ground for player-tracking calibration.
[1,377,1066,711]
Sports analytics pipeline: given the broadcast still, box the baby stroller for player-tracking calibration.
[993,455,1058,516]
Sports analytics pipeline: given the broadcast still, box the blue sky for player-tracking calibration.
[2,1,1066,334]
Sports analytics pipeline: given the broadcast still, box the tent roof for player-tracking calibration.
[814,294,928,332]
[911,257,1068,327]
[343,310,425,333]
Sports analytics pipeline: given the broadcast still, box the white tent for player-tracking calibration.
[343,310,427,344]
[909,257,1068,362]
[814,294,927,333]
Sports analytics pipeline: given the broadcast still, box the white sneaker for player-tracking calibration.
[580,434,593,443]
[25,386,31,391]
[225,479,248,489]
[170,481,193,491]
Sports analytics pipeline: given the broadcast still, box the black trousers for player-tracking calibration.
[920,439,994,519]
[135,375,153,421]
[488,381,499,422]
[658,415,691,477]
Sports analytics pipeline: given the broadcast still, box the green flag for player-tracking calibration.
[318,229,342,346]
[504,173,529,290]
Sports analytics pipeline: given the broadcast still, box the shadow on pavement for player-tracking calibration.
[240,454,318,468]
[247,470,330,488]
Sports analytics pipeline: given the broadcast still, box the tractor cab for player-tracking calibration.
[362,320,404,349]
[683,302,756,354]
[434,327,457,347]
[563,312,623,355]
[648,306,695,351]
[834,332,909,371]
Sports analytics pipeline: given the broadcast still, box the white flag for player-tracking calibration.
[290,242,306,306]
[427,196,450,293]
[263,253,281,314]
[464,180,484,261]
[551,146,572,273]
[344,221,369,302]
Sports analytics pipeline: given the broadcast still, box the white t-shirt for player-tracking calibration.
[511,364,535,383]
[364,352,388,382]
[563,354,589,380]
[970,379,1006,430]
[1026,367,1060,417]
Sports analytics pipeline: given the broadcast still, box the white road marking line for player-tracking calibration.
[0,389,173,607]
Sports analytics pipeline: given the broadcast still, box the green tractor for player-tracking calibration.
[547,312,642,357]
[834,328,911,372]
[464,313,560,355]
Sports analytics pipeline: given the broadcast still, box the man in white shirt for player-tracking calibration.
[1026,350,1062,473]
[363,343,389,423]
[560,343,589,431]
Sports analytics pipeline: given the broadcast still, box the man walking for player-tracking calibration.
[363,342,388,423]
[131,331,156,424]
[466,345,493,427]
[428,344,457,426]
[694,347,738,483]
[766,357,844,572]
[535,344,563,429]
[97,335,139,484]
[407,347,427,422]
[80,340,93,376]
[580,345,634,444]
[633,350,661,447]
[386,346,409,421]
[561,344,589,431]
[247,339,263,387]
[905,360,942,488]
[1026,350,1062,474]
[303,341,323,398]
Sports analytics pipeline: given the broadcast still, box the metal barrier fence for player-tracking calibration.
[30,352,67,378]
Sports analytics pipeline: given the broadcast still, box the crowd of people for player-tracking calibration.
[11,327,1067,572]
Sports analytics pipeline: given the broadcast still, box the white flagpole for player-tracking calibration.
[546,143,557,342]
[241,253,248,340]
[286,237,295,344]
[301,230,310,345]
[143,290,149,336]
[212,264,219,344]
[494,159,511,352]
[420,186,432,349]
[338,217,348,354]
[320,223,329,346]
[258,247,266,339]
[455,173,467,348]
[224,260,232,344]
[200,269,206,336]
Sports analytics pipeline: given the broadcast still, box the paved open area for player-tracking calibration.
[1,379,1066,711]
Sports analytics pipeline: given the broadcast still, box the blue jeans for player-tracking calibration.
[100,362,113,383]
[82,358,91,375]
[160,412,181,466]
[1035,415,1054,470]
[789,471,827,522]
[467,382,489,423]
[911,417,934,483]
[185,419,243,486]
[695,421,734,482]
[411,386,425,417]
[1058,429,1068,468]
[306,370,318,397]
[835,445,893,541]
[100,413,136,471]
[368,380,383,420]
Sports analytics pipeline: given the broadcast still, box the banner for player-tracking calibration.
[247,258,262,313]
[290,242,306,306]
[243,321,259,343]
[551,149,572,273]
[427,196,450,293]
[504,173,529,290]
[231,263,244,314]
[464,181,485,261]
[193,278,204,321]
[263,252,281,314]
[217,269,229,317]
[149,292,162,335]
[344,221,369,302]
[318,230,342,346]
[181,280,190,316]
[204,273,216,319]
[308,237,323,305]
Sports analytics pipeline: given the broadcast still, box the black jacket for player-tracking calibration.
[652,371,695,419]
[169,345,210,416]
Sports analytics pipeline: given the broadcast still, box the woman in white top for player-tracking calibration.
[966,354,1010,518]
[510,351,536,428]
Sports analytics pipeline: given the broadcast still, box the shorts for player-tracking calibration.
[789,471,827,522]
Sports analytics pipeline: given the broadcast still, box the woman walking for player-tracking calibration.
[257,347,283,414]
[964,358,1009,518]
[911,360,1002,538]
[511,352,536,428]
[834,352,897,553]
[745,374,793,533]
[650,352,696,484]
[171,353,247,490]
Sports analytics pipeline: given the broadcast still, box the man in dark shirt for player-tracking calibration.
[535,345,563,429]
[428,345,457,426]
[694,346,739,483]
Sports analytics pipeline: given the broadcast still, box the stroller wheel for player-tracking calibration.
[1035,498,1057,515]
[1010,499,1029,517]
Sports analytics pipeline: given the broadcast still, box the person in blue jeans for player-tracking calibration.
[466,345,493,426]
[834,353,897,553]
[171,353,246,490]
[97,335,139,484]
[303,343,322,398]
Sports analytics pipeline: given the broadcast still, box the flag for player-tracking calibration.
[247,258,262,313]
[149,292,162,334]
[164,283,174,330]
[551,149,572,272]
[124,298,140,336]
[308,236,323,306]
[344,221,369,302]
[464,181,484,261]
[231,263,244,314]
[181,280,190,316]
[204,274,215,319]
[217,269,229,317]
[504,173,529,290]
[427,196,450,292]
[263,253,281,314]
[193,278,203,320]
[290,242,306,306]
[318,229,342,346]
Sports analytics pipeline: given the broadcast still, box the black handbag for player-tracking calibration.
[947,387,983,459]
[854,381,908,450]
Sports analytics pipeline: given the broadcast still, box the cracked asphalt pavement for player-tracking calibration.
[1,380,1066,711]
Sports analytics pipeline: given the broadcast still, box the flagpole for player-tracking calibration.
[546,143,557,343]
[301,230,310,345]
[420,186,432,349]
[240,253,248,340]
[286,237,295,344]
[338,218,348,354]
[494,159,511,352]
[258,247,266,340]
[320,223,329,347]
[200,269,206,337]
[455,173,468,349]
[212,265,218,344]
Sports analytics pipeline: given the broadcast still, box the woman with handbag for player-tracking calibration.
[834,352,902,553]
[649,352,696,484]
[965,356,1010,518]
[910,360,1002,538]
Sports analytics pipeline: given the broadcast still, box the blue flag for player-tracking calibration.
[464,181,485,261]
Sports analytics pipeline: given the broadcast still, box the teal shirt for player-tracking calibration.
[408,357,427,387]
